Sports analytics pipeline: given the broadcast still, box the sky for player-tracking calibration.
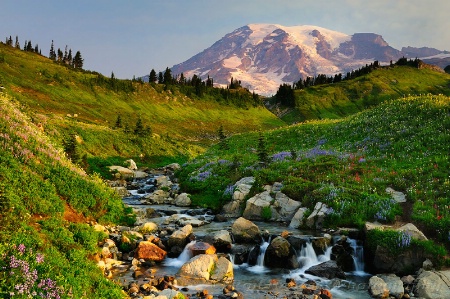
[1,0,449,79]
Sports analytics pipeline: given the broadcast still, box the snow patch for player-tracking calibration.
[223,56,242,69]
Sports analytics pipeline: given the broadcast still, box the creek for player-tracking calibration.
[120,195,372,298]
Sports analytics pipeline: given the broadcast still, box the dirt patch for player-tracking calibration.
[63,203,88,223]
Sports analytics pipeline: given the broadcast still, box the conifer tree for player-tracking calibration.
[158,72,163,84]
[73,51,83,69]
[149,69,157,83]
[15,36,20,49]
[49,40,56,60]
[34,44,39,53]
[64,133,81,164]
[67,49,72,66]
[57,48,63,62]
[26,40,32,52]
[217,125,228,150]
[134,117,144,135]
[163,67,172,85]
[115,114,122,128]
[257,131,269,164]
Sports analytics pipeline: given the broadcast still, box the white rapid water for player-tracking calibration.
[347,238,366,275]
[297,241,331,270]
[246,237,271,274]
[164,240,196,267]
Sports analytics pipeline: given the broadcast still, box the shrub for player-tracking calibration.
[261,206,272,221]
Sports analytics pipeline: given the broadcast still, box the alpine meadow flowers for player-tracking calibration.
[0,244,63,298]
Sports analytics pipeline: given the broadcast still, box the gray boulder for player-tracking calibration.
[242,191,272,220]
[305,260,346,279]
[289,207,308,229]
[414,270,450,299]
[270,192,301,222]
[306,202,329,229]
[264,236,299,269]
[174,193,191,207]
[231,217,261,244]
[368,276,389,299]
[378,274,404,299]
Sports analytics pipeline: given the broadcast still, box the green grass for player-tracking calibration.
[178,94,450,249]
[270,65,450,124]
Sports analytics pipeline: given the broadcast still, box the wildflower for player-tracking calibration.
[36,253,44,264]
[223,184,235,197]
[18,244,26,254]
[272,151,291,162]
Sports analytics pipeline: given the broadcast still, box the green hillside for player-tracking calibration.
[178,94,450,257]
[0,43,285,169]
[269,64,450,124]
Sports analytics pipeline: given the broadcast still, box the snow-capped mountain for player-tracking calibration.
[170,24,449,96]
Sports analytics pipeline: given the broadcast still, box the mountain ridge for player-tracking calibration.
[170,23,450,96]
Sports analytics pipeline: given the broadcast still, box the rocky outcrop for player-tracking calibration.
[368,276,389,299]
[330,236,355,272]
[222,177,255,217]
[190,242,216,256]
[231,217,261,244]
[167,224,193,249]
[270,192,301,222]
[288,207,308,229]
[414,270,450,299]
[305,260,346,279]
[178,254,233,283]
[173,193,191,207]
[264,236,299,269]
[305,202,329,229]
[212,230,232,252]
[134,241,167,262]
[377,274,404,299]
[242,191,272,220]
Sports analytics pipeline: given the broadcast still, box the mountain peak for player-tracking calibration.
[170,24,404,96]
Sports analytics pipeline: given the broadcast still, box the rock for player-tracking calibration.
[144,189,171,204]
[306,202,329,229]
[233,177,254,200]
[368,276,389,299]
[155,175,172,188]
[378,274,404,299]
[93,224,108,233]
[364,222,385,233]
[242,191,273,220]
[288,208,308,229]
[414,270,450,299]
[213,214,227,222]
[159,288,183,299]
[270,192,301,222]
[178,254,217,281]
[230,245,251,265]
[146,208,160,218]
[305,260,346,279]
[422,258,433,270]
[271,182,283,193]
[264,236,299,269]
[191,242,216,256]
[124,159,138,170]
[311,235,332,254]
[112,186,131,197]
[222,200,242,217]
[385,187,406,203]
[134,170,148,179]
[174,193,191,207]
[401,275,415,285]
[212,230,232,252]
[108,166,134,179]
[165,163,181,171]
[168,224,193,249]
[396,223,428,241]
[373,245,426,275]
[138,222,158,234]
[331,236,355,272]
[134,241,167,262]
[210,256,234,283]
[231,217,261,244]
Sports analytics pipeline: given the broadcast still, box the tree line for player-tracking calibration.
[275,57,422,107]
[3,35,83,70]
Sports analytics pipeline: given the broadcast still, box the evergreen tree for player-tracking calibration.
[257,131,269,164]
[6,36,13,46]
[57,48,63,62]
[67,49,72,66]
[217,125,228,150]
[63,133,81,164]
[158,72,163,84]
[149,69,157,83]
[163,67,172,84]
[34,44,39,53]
[73,51,83,69]
[275,83,295,107]
[23,40,27,51]
[14,36,20,49]
[63,45,68,63]
[49,40,56,60]
[444,65,450,74]
[134,117,144,135]
[115,114,122,128]
[26,40,32,52]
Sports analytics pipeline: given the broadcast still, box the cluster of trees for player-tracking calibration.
[3,35,84,70]
[114,114,152,137]
[49,40,83,69]
[275,58,423,107]
[147,67,260,107]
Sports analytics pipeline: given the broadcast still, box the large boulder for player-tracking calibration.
[397,223,428,241]
[190,242,216,256]
[137,222,158,234]
[331,236,355,272]
[124,159,138,170]
[306,202,329,229]
[372,245,426,275]
[385,187,406,203]
[155,175,172,188]
[270,192,301,222]
[242,191,273,220]
[414,270,450,299]
[178,254,233,283]
[305,260,346,279]
[222,200,242,217]
[264,236,299,269]
[368,276,389,299]
[288,207,308,229]
[167,224,193,249]
[144,189,171,204]
[231,217,261,244]
[233,177,255,200]
[108,166,134,179]
[134,241,167,262]
[212,230,232,252]
[378,274,404,299]
[173,193,191,207]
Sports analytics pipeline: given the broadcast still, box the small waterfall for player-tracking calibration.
[347,238,365,274]
[164,240,196,267]
[247,237,271,273]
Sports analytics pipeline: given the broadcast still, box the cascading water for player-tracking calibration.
[164,240,196,267]
[247,237,271,273]
[347,238,366,275]
[297,241,331,270]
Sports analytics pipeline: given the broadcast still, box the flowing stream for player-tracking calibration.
[120,178,372,298]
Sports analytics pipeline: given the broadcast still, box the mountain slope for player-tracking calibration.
[170,24,449,96]
[0,42,285,166]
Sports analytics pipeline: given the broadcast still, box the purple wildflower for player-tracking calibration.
[36,253,44,264]
[272,151,292,162]
[17,244,26,255]
[223,184,235,197]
